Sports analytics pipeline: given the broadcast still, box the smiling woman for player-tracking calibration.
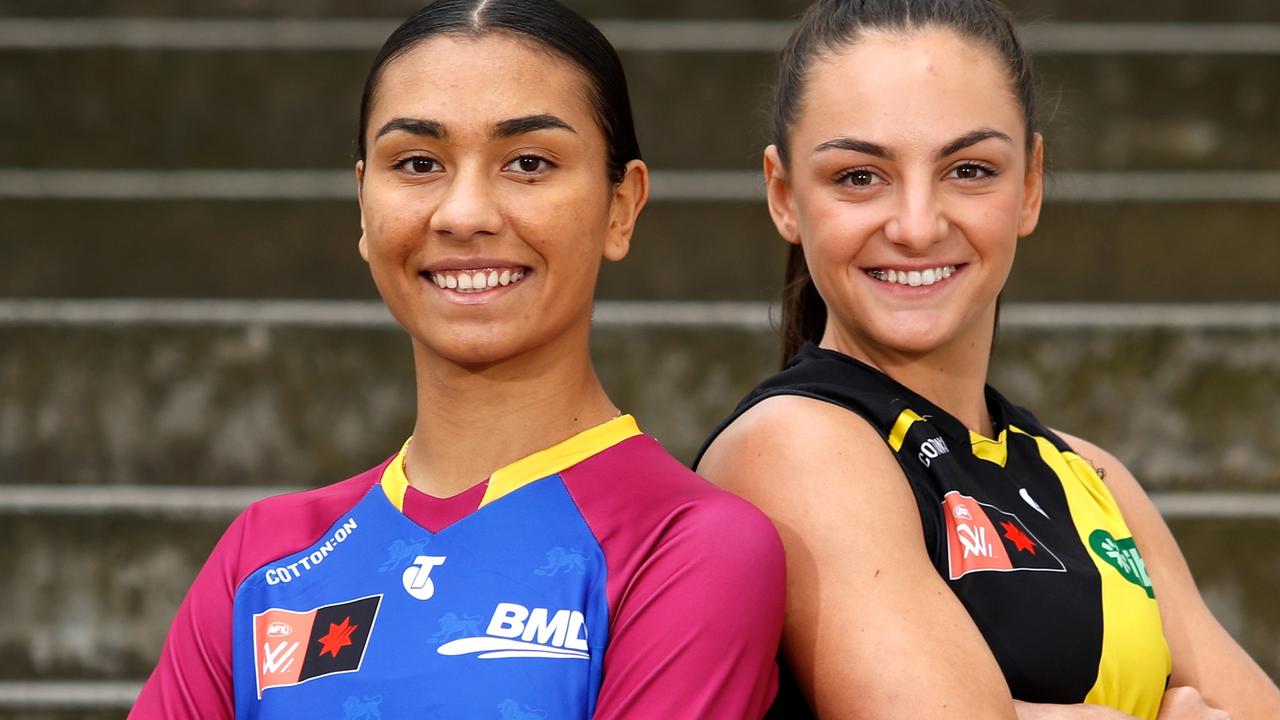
[694,1,1280,720]
[129,2,785,718]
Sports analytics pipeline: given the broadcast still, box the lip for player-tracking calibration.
[862,261,965,273]
[421,257,528,273]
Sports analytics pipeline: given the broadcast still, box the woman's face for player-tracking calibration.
[767,28,1043,359]
[357,33,645,366]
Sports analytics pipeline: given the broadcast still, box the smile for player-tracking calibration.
[425,267,526,293]
[866,265,956,288]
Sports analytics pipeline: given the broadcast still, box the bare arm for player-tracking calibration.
[1059,432,1280,720]
[699,395,1017,719]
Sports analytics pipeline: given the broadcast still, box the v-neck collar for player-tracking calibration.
[803,344,1012,466]
[378,414,643,514]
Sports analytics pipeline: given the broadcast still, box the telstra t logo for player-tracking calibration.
[402,555,447,600]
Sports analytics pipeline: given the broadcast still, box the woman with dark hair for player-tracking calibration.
[132,1,784,717]
[696,1,1280,718]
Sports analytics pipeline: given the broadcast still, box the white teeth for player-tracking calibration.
[430,268,526,293]
[867,265,957,288]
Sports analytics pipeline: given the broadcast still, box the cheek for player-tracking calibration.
[509,188,610,257]
[951,195,1021,256]
[365,194,424,254]
[801,197,878,265]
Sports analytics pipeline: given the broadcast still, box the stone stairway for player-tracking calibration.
[2,1,1278,716]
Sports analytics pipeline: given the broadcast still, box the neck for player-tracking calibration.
[822,308,997,437]
[403,325,617,498]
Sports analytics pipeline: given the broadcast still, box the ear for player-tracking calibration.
[355,160,370,262]
[1017,133,1045,238]
[763,145,800,245]
[603,159,649,262]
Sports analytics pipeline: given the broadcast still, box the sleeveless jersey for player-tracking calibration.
[697,344,1171,719]
[135,415,785,719]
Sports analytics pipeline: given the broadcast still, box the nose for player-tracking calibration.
[428,164,503,240]
[883,177,948,253]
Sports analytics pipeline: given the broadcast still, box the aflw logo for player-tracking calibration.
[436,602,589,660]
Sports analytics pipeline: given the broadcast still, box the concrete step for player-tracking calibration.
[0,700,125,720]
[2,303,1278,490]
[0,514,225,680]
[3,199,1280,302]
[1,0,1277,21]
[1014,0,1280,23]
[0,508,1275,683]
[3,49,1277,171]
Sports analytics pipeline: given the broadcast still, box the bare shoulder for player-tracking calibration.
[698,394,920,544]
[701,394,898,489]
[700,403,1016,717]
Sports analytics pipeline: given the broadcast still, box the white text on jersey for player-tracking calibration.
[265,518,358,585]
[436,602,590,660]
[918,436,951,467]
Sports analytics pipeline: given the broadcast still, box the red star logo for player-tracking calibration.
[317,616,357,658]
[1000,521,1037,554]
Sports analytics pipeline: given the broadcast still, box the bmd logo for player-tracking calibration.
[436,602,590,660]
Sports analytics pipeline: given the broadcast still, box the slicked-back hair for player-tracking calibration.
[356,0,641,184]
[773,0,1037,365]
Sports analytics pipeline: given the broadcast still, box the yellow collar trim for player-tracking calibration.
[887,408,928,452]
[379,414,642,512]
[970,427,1009,467]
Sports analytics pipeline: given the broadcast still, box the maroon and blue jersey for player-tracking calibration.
[134,416,785,719]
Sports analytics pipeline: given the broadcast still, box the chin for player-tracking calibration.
[413,329,528,368]
[867,320,961,357]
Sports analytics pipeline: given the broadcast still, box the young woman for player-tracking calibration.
[132,1,784,717]
[696,1,1280,719]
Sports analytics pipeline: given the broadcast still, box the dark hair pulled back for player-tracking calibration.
[773,0,1037,364]
[356,0,641,183]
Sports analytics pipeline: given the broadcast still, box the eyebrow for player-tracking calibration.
[375,117,446,141]
[813,137,893,159]
[935,128,1013,160]
[491,114,576,139]
[812,128,1016,162]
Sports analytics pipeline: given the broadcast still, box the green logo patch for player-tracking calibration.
[1089,529,1155,599]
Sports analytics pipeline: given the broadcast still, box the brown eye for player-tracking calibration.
[504,155,555,176]
[406,158,438,173]
[950,163,995,181]
[838,168,884,188]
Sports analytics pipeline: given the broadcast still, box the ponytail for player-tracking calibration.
[778,244,827,367]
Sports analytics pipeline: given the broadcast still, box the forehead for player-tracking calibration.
[798,28,1025,149]
[369,33,597,132]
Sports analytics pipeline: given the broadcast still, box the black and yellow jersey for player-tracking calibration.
[698,343,1171,719]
